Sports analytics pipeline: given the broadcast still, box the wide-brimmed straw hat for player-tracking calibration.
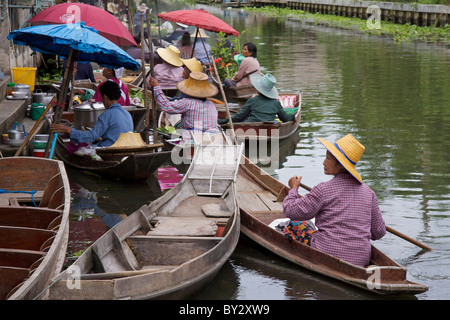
[317,134,365,183]
[156,45,183,67]
[181,57,203,73]
[177,72,218,98]
[110,132,146,148]
[137,3,149,12]
[191,28,209,38]
[250,73,278,99]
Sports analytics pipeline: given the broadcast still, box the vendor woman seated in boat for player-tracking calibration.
[224,42,262,88]
[282,134,386,267]
[92,67,131,106]
[51,80,134,148]
[218,73,294,124]
[148,72,220,141]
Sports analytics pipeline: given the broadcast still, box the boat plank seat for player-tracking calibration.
[0,206,61,229]
[0,248,46,269]
[0,266,30,300]
[0,226,56,251]
[148,217,219,237]
[0,191,44,206]
[170,196,229,218]
[126,235,221,266]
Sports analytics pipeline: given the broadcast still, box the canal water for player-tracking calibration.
[66,3,450,300]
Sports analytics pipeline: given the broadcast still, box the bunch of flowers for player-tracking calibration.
[210,31,245,82]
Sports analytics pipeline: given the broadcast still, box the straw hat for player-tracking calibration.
[137,3,149,12]
[177,72,218,98]
[181,57,203,73]
[250,73,278,99]
[156,45,183,67]
[191,28,209,38]
[317,134,365,183]
[110,131,146,148]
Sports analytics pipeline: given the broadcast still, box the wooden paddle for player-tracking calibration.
[297,182,432,251]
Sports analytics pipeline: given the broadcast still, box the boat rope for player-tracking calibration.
[0,188,37,206]
[32,278,62,300]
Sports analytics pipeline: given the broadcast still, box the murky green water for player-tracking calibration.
[67,3,450,300]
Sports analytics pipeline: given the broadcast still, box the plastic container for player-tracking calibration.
[33,141,47,149]
[2,134,8,145]
[11,67,37,92]
[7,83,15,95]
[33,149,45,158]
[31,103,45,120]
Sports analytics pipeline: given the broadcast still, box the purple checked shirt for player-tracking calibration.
[283,172,386,267]
[153,86,219,139]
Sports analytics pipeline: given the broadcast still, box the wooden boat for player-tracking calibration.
[0,157,70,300]
[49,144,243,300]
[53,137,172,181]
[219,93,302,141]
[236,157,429,295]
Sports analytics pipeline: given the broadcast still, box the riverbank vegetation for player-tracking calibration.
[245,6,449,44]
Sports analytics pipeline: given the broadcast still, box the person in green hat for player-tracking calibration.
[218,73,294,124]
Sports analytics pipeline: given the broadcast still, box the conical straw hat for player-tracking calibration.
[156,45,183,67]
[191,28,209,38]
[181,57,203,73]
[177,72,218,98]
[110,131,146,148]
[317,134,365,183]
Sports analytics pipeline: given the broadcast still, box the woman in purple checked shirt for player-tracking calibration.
[283,134,386,267]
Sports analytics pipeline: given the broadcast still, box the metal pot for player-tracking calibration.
[14,84,31,98]
[8,124,26,147]
[73,102,105,130]
[33,90,56,105]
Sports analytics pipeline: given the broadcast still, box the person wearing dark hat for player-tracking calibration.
[51,80,133,148]
[283,134,386,267]
[218,73,294,124]
[148,72,219,141]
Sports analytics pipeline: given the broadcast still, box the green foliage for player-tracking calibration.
[245,6,449,44]
[210,31,246,81]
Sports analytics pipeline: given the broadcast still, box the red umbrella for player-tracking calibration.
[28,3,137,47]
[158,9,239,36]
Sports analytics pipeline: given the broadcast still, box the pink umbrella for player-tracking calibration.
[158,9,239,36]
[28,3,137,47]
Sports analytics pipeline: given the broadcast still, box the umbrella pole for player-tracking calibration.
[146,8,158,145]
[140,14,149,144]
[44,48,76,158]
[190,28,199,59]
[212,56,236,145]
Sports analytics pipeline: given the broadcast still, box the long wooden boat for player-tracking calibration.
[53,137,172,181]
[236,157,428,295]
[0,157,70,300]
[49,144,243,300]
[219,93,302,141]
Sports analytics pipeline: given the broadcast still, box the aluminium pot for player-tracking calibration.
[33,89,56,105]
[73,102,105,130]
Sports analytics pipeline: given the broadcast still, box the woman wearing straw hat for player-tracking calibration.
[191,29,212,65]
[148,45,184,89]
[148,72,219,141]
[219,73,294,124]
[283,134,386,267]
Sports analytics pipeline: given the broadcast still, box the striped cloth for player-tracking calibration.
[153,86,219,140]
[283,172,386,267]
